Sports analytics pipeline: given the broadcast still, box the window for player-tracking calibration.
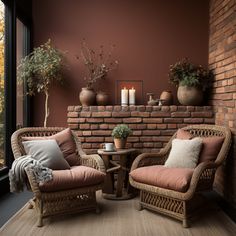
[0,1,5,169]
[16,18,28,129]
[0,0,31,178]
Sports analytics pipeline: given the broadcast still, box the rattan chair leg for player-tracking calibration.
[28,201,34,209]
[182,201,189,228]
[37,200,43,227]
[37,217,43,227]
[137,202,143,211]
[183,219,189,228]
[28,197,36,209]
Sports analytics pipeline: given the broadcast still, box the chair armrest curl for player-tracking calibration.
[131,151,169,172]
[81,154,106,173]
[185,161,218,199]
[24,168,41,198]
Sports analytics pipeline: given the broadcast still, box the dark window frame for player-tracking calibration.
[0,0,32,191]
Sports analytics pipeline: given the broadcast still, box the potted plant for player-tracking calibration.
[78,39,118,106]
[17,39,64,127]
[169,58,213,105]
[112,124,132,149]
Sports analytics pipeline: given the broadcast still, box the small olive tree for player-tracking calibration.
[17,39,64,127]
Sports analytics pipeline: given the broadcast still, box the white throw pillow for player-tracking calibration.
[164,138,203,169]
[23,139,70,170]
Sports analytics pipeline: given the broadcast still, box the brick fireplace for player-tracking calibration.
[67,105,214,154]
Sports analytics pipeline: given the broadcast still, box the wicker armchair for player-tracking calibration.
[129,125,231,227]
[11,127,106,227]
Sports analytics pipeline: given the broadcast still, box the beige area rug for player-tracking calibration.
[1,191,236,236]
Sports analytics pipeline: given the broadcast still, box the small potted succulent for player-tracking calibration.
[169,58,213,105]
[112,124,132,149]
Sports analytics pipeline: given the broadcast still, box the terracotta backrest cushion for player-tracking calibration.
[176,129,192,139]
[175,129,224,163]
[22,128,80,166]
[198,136,224,163]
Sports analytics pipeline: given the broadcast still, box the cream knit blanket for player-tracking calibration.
[9,155,53,193]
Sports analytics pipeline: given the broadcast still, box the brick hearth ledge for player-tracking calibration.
[67,105,215,154]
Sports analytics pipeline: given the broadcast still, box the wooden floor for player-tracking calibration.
[1,191,236,236]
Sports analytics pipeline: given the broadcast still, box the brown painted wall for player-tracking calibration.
[209,0,236,207]
[32,0,209,127]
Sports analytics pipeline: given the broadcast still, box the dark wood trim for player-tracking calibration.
[17,0,33,127]
[23,24,32,127]
[0,175,10,196]
[4,0,16,169]
[0,0,32,193]
[0,0,32,175]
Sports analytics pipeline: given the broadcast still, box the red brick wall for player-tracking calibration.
[67,105,214,154]
[209,0,236,206]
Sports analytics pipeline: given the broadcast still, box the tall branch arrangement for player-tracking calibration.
[17,39,64,127]
[79,39,118,88]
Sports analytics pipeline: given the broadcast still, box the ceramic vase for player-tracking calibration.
[177,86,203,105]
[160,90,173,105]
[96,91,109,106]
[79,87,96,106]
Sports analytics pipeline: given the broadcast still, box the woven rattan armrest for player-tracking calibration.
[24,167,41,198]
[184,161,218,200]
[80,154,106,173]
[131,151,169,171]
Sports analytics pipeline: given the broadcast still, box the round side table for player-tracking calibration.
[97,148,137,200]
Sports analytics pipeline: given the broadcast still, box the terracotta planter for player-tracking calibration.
[96,91,109,106]
[79,87,96,106]
[160,90,173,105]
[114,138,127,149]
[177,85,203,106]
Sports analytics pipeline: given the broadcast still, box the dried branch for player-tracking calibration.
[78,40,118,88]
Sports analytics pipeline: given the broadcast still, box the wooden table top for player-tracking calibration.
[97,148,136,155]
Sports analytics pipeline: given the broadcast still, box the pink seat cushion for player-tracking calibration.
[130,165,194,192]
[23,128,80,166]
[39,166,105,192]
[176,129,224,163]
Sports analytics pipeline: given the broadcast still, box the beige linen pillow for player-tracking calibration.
[22,128,80,166]
[23,139,70,170]
[164,138,203,169]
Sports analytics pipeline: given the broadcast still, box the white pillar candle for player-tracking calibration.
[121,87,128,106]
[129,87,136,105]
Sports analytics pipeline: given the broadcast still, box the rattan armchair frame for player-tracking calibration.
[11,127,106,227]
[129,125,231,227]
